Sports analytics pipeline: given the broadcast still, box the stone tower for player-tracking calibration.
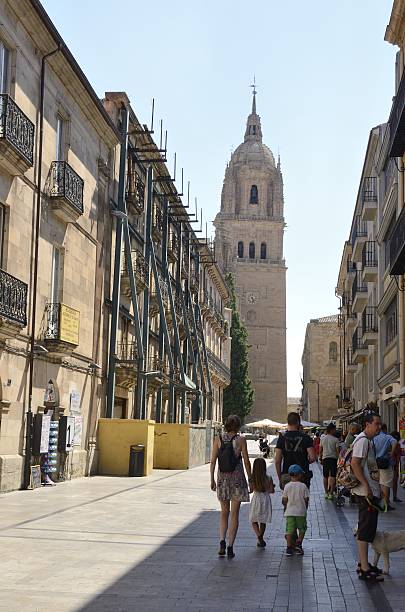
[214,91,287,423]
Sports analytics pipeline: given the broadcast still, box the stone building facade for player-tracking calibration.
[301,316,341,424]
[0,3,231,492]
[214,93,287,422]
[0,0,120,492]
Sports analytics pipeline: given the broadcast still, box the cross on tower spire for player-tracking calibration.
[250,76,258,114]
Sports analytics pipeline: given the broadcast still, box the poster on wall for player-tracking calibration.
[70,390,81,415]
[40,415,51,454]
[73,416,83,447]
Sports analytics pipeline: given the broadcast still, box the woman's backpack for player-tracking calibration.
[218,435,239,472]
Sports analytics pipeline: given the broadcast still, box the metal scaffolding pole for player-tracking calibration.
[106,106,129,418]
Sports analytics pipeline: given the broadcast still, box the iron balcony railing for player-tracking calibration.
[0,94,34,166]
[384,158,397,196]
[206,347,230,381]
[43,302,79,345]
[126,164,145,212]
[0,268,27,326]
[116,341,138,362]
[362,306,378,334]
[342,292,351,307]
[122,249,149,285]
[351,215,367,248]
[49,161,84,214]
[346,258,356,273]
[363,177,377,202]
[351,271,367,303]
[352,327,366,352]
[389,207,405,275]
[362,241,377,268]
[347,347,355,366]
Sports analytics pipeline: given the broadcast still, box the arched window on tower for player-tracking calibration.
[237,241,244,258]
[250,185,258,204]
[260,242,267,260]
[329,341,338,363]
[249,242,255,259]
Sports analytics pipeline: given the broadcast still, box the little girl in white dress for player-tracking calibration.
[249,457,274,547]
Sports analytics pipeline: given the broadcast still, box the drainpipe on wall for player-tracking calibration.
[23,46,62,490]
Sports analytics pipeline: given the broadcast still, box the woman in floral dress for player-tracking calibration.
[210,414,252,558]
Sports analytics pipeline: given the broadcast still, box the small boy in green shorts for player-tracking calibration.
[282,464,309,556]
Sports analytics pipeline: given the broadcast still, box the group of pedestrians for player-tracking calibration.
[210,408,404,582]
[210,412,314,558]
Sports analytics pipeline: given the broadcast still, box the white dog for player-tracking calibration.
[371,530,405,574]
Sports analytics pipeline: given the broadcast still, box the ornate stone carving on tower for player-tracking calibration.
[214,90,287,422]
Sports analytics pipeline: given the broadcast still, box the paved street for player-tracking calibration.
[1,447,405,612]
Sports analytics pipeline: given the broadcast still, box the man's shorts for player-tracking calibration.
[285,516,307,535]
[379,466,393,488]
[322,458,337,478]
[356,496,379,543]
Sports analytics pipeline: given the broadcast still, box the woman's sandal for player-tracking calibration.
[358,568,384,582]
[257,536,266,548]
[356,562,383,575]
[218,540,226,556]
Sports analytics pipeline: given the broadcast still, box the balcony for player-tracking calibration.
[149,275,168,317]
[152,203,163,242]
[190,271,199,295]
[389,207,405,275]
[121,249,149,297]
[352,327,368,363]
[345,309,357,332]
[43,302,80,355]
[126,163,144,215]
[361,177,377,221]
[167,231,179,263]
[361,241,377,282]
[0,94,34,175]
[362,306,378,346]
[146,355,168,393]
[207,347,231,386]
[115,341,138,389]
[49,161,84,223]
[346,258,356,274]
[351,215,368,261]
[0,269,27,340]
[387,67,405,158]
[351,271,368,313]
[346,347,357,373]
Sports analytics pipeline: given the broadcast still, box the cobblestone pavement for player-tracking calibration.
[1,448,405,611]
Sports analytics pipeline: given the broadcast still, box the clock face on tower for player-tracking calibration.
[247,293,257,304]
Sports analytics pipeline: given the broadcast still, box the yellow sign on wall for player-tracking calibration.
[59,304,80,345]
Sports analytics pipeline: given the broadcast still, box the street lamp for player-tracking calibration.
[308,379,320,423]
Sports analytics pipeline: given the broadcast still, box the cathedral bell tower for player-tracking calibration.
[214,90,287,422]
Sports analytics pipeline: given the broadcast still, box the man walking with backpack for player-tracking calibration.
[351,410,384,582]
[210,414,251,558]
[274,412,316,490]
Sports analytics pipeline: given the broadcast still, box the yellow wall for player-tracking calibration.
[98,419,155,476]
[154,424,190,469]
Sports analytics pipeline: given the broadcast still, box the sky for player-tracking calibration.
[42,0,396,397]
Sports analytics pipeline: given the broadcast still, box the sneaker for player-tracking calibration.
[324,493,330,500]
[393,497,403,503]
[285,547,294,556]
[295,542,304,555]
